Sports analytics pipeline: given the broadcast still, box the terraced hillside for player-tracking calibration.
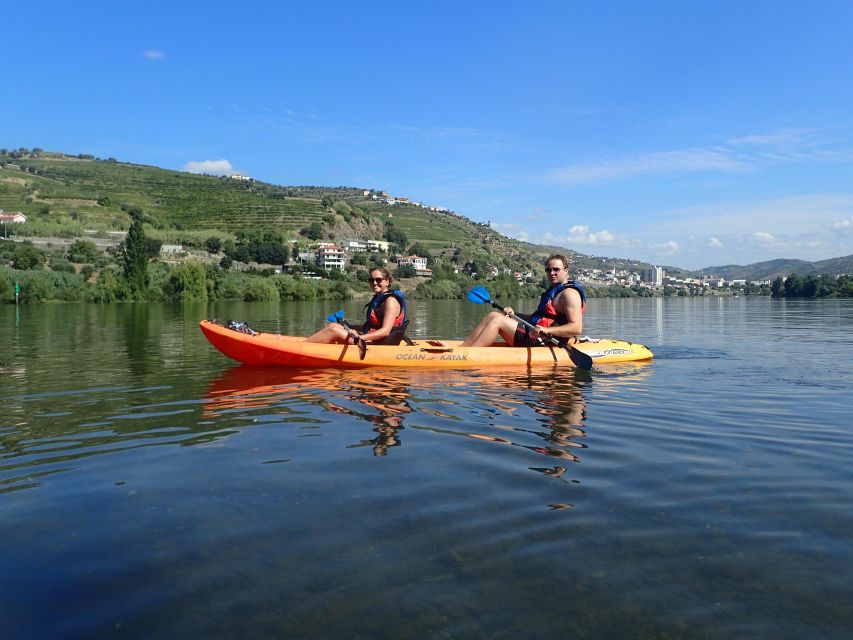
[1,157,331,232]
[0,153,549,272]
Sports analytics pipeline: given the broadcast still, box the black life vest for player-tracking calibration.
[362,290,410,345]
[529,281,587,327]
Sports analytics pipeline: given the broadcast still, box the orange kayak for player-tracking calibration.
[200,320,653,369]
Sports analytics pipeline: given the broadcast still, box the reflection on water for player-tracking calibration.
[199,364,641,507]
[1,360,648,500]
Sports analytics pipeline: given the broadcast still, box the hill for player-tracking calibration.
[0,150,595,276]
[696,255,853,280]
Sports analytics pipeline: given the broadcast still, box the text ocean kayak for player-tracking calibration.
[200,320,653,369]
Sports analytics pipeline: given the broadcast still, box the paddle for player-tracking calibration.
[466,286,593,370]
[326,310,367,360]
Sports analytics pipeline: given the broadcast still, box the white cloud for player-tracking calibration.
[752,232,776,244]
[708,237,723,248]
[650,240,679,254]
[142,50,165,61]
[183,159,234,175]
[566,226,617,245]
[830,216,853,232]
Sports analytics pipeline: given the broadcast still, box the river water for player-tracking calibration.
[1,297,851,638]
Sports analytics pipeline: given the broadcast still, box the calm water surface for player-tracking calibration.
[1,298,852,638]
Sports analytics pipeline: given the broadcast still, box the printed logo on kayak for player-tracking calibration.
[394,353,469,361]
[586,348,633,357]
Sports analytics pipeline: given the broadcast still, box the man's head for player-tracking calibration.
[544,254,570,283]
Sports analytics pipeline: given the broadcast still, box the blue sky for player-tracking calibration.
[5,1,853,270]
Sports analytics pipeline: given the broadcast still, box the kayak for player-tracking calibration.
[199,320,653,369]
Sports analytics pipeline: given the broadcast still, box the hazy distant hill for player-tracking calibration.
[696,255,853,280]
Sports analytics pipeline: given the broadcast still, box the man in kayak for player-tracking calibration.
[460,254,585,347]
[306,267,410,345]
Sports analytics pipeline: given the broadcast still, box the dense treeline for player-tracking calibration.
[770,274,853,298]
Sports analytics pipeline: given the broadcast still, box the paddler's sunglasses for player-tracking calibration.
[369,277,386,284]
[545,267,563,273]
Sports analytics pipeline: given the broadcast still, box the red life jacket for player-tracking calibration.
[530,281,586,327]
[362,290,409,345]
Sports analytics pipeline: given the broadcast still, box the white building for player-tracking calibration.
[643,266,664,286]
[316,244,346,270]
[0,211,27,224]
[345,239,390,253]
[397,255,432,277]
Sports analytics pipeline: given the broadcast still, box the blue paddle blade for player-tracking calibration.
[326,309,345,323]
[466,286,491,304]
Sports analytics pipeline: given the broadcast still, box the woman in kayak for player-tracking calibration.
[461,254,585,347]
[306,267,409,346]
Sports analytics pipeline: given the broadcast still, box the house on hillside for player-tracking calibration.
[316,243,346,270]
[397,255,432,277]
[345,239,390,253]
[0,211,27,224]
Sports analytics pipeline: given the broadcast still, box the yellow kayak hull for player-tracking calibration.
[200,320,653,369]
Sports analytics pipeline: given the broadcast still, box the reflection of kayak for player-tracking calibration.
[200,320,653,368]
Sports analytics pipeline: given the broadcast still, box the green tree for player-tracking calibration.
[770,277,784,297]
[244,278,280,301]
[784,274,804,297]
[146,237,163,258]
[12,243,45,270]
[121,214,149,298]
[395,264,417,278]
[304,221,324,240]
[68,239,100,263]
[408,243,431,260]
[205,236,222,253]
[164,261,209,302]
[384,223,408,248]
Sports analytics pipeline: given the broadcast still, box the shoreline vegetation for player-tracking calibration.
[5,227,849,304]
[2,149,850,304]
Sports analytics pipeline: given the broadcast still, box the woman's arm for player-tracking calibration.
[357,296,402,343]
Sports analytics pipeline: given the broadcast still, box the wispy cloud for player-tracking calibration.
[142,50,166,61]
[545,128,844,186]
[183,159,234,175]
[708,237,723,248]
[548,149,749,185]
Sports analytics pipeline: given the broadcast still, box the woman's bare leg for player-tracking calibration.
[305,323,350,344]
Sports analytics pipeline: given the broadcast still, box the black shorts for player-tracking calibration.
[513,323,542,347]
